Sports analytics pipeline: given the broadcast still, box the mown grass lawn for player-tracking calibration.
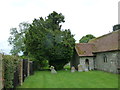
[18,70,118,88]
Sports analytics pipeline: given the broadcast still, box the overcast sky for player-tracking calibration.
[0,0,119,54]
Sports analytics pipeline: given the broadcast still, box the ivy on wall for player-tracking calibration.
[2,55,19,88]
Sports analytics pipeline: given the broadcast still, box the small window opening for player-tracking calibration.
[103,54,107,63]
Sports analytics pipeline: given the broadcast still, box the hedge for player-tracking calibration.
[2,55,19,88]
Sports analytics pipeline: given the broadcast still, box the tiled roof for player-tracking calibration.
[75,43,95,56]
[89,30,120,53]
[75,30,120,56]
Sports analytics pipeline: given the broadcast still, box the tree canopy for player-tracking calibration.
[24,11,75,70]
[79,34,95,43]
[8,11,75,70]
[8,22,30,55]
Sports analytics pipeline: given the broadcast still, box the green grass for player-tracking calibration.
[18,70,118,88]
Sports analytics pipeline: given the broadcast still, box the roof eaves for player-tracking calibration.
[75,46,80,56]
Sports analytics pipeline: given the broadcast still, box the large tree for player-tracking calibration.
[8,22,30,55]
[79,34,95,43]
[25,11,75,70]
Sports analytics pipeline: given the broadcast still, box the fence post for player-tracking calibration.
[19,59,23,86]
[27,60,30,76]
[29,61,33,75]
[0,54,3,89]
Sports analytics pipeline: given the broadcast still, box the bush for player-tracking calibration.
[49,59,68,70]
[113,24,120,31]
[32,60,49,70]
[2,55,19,88]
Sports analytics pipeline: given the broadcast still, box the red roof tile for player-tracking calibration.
[75,43,95,56]
[89,30,120,53]
[75,30,120,56]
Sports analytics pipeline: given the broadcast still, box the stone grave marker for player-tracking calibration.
[78,64,83,72]
[81,64,85,71]
[89,67,92,70]
[50,66,57,74]
[71,66,75,72]
[84,64,89,72]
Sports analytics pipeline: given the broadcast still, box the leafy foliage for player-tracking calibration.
[79,34,95,43]
[8,22,30,55]
[25,11,75,70]
[113,24,120,31]
[2,55,19,88]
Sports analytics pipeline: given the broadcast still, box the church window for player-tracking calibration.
[103,54,107,63]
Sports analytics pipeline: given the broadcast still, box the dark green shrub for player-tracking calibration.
[49,59,68,70]
[113,24,120,31]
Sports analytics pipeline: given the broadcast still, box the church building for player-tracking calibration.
[71,24,120,74]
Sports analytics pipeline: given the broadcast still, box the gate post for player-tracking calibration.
[19,59,23,85]
[27,59,30,76]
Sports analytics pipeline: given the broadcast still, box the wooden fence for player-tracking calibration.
[14,59,34,88]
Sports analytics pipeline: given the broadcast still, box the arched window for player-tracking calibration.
[103,54,107,63]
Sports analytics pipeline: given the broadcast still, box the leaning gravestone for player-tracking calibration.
[50,66,57,74]
[71,66,75,72]
[78,64,83,72]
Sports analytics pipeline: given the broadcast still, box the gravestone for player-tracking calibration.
[71,66,75,72]
[81,64,85,71]
[89,67,92,70]
[78,64,83,72]
[50,66,57,74]
[0,54,3,89]
[81,64,88,71]
[84,64,89,72]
